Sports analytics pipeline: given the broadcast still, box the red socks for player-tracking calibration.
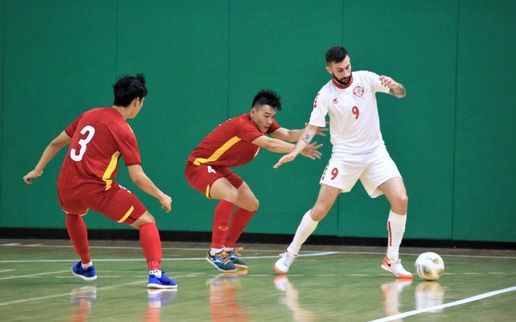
[65,214,91,264]
[66,214,163,271]
[211,200,235,249]
[139,222,162,271]
[224,208,256,248]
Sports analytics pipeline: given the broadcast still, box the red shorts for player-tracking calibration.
[184,161,243,198]
[57,182,146,225]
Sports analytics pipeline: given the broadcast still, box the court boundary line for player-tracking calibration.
[0,280,146,307]
[0,251,338,264]
[367,285,516,322]
[0,270,69,280]
[1,242,515,259]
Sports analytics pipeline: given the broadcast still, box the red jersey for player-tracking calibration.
[188,113,280,167]
[57,107,141,192]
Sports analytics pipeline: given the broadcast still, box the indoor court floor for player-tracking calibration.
[0,238,515,321]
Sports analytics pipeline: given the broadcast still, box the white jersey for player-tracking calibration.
[309,70,390,157]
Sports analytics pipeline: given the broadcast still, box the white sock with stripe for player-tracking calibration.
[386,210,407,260]
[287,210,319,255]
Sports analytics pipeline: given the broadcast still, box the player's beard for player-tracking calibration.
[333,72,352,86]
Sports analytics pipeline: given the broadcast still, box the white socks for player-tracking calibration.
[386,210,407,260]
[81,261,93,269]
[287,210,319,255]
[149,270,162,278]
[210,247,225,256]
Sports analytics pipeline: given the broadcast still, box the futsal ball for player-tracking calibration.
[414,252,445,281]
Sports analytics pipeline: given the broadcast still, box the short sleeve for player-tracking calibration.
[64,113,84,137]
[114,124,141,166]
[308,91,329,127]
[365,71,390,94]
[267,120,281,134]
[238,119,265,143]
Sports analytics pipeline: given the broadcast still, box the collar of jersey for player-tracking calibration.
[332,75,353,89]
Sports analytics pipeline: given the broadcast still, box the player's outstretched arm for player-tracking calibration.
[127,165,172,213]
[379,75,406,98]
[23,131,71,184]
[271,125,327,143]
[273,124,320,169]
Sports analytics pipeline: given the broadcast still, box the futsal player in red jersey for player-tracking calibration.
[185,90,324,272]
[23,74,176,289]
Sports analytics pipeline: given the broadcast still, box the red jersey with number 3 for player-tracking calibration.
[57,107,141,192]
[188,113,280,167]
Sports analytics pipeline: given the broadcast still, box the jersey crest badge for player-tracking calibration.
[353,86,365,97]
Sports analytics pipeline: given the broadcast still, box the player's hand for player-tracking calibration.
[305,122,328,137]
[379,76,400,89]
[159,194,172,213]
[23,169,43,184]
[273,153,297,169]
[300,141,323,160]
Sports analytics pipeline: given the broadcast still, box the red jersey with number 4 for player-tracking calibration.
[188,113,280,167]
[57,107,141,192]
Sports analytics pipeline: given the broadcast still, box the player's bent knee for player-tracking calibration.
[310,205,329,221]
[131,211,155,229]
[242,198,259,212]
[391,194,408,214]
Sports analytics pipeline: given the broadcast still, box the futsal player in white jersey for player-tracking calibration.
[273,46,412,279]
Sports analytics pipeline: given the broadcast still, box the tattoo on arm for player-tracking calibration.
[302,133,313,144]
[389,83,406,98]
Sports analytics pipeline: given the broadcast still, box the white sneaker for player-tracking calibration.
[381,256,413,279]
[274,252,297,275]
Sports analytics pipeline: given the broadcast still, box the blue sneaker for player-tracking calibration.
[71,261,97,281]
[206,251,237,272]
[148,271,177,289]
[226,249,248,269]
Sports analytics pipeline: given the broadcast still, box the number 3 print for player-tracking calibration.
[70,125,95,161]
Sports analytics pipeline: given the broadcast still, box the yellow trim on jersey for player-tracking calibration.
[205,184,211,198]
[118,206,134,223]
[193,136,241,166]
[102,151,121,190]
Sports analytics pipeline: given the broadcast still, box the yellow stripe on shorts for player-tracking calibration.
[118,206,134,223]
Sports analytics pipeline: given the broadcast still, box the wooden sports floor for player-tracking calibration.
[0,238,515,321]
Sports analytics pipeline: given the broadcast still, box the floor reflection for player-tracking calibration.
[144,288,178,322]
[273,276,315,322]
[207,271,249,322]
[415,281,445,312]
[69,286,97,322]
[381,280,413,320]
[381,279,446,320]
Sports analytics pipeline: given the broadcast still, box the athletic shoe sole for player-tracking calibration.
[71,267,97,281]
[273,264,287,275]
[147,283,178,289]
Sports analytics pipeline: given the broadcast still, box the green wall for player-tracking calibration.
[1,0,515,243]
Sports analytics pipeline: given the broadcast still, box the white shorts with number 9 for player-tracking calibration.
[319,147,401,198]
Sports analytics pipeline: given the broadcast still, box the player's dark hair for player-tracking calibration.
[113,73,147,107]
[325,46,348,64]
[251,89,282,111]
